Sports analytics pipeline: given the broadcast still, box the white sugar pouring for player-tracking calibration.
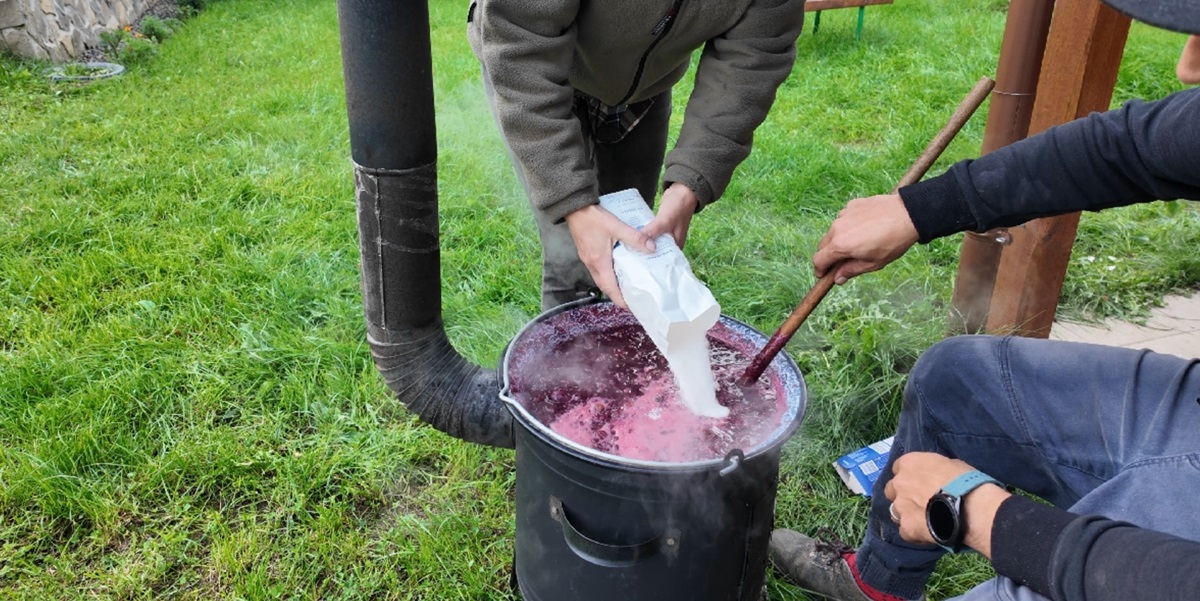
[600,189,729,419]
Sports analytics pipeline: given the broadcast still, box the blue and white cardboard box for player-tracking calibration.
[834,436,894,497]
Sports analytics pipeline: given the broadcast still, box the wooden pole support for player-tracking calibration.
[985,0,1131,337]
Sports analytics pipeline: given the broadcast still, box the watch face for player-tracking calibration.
[927,494,961,547]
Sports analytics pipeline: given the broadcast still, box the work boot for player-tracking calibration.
[769,529,925,601]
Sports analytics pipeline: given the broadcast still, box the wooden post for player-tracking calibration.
[949,0,1055,334]
[984,0,1131,337]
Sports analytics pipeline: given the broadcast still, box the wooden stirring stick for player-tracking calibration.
[737,76,997,387]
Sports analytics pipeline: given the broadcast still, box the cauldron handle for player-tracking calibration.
[719,449,745,477]
[549,496,681,568]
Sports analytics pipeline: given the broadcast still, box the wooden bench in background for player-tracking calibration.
[805,0,894,39]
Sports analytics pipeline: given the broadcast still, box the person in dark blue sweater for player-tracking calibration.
[769,1,1200,600]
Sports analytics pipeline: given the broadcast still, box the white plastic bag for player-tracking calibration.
[598,189,728,418]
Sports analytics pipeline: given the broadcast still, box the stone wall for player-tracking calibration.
[0,0,154,62]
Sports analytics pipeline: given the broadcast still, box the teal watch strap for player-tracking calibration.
[942,470,1002,498]
[930,470,1004,554]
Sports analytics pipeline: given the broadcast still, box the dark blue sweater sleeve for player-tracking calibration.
[899,87,1200,243]
[991,495,1200,601]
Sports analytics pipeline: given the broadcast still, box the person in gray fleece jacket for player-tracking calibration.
[468,0,805,310]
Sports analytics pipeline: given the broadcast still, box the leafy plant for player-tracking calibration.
[98,29,128,57]
[60,63,108,77]
[139,15,174,43]
[117,36,158,65]
[0,55,42,97]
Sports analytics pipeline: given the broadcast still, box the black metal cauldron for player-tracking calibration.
[499,299,807,601]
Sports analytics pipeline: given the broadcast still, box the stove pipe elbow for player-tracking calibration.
[338,0,514,448]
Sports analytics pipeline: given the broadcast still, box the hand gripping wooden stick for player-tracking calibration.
[737,76,996,387]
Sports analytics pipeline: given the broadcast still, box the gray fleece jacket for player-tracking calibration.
[468,0,805,223]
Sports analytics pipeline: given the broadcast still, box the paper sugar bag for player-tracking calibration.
[599,189,727,418]
[598,189,721,352]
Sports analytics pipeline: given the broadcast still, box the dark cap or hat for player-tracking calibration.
[1102,0,1200,35]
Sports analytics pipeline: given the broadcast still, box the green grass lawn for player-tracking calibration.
[2,0,1198,599]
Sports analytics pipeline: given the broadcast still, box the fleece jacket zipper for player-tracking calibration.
[615,0,686,106]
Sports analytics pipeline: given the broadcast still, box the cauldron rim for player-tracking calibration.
[499,297,807,471]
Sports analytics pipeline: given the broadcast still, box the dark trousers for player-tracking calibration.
[483,71,672,310]
[858,335,1200,600]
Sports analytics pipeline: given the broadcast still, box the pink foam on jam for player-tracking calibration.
[507,305,787,463]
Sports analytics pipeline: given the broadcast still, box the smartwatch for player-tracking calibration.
[925,470,1002,553]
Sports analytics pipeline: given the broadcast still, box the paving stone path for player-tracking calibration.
[1051,292,1200,358]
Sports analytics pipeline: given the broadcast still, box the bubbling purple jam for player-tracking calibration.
[507,306,786,463]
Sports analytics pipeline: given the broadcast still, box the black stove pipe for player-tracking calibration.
[336,0,514,448]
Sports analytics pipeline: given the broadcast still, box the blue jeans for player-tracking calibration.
[856,335,1200,600]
